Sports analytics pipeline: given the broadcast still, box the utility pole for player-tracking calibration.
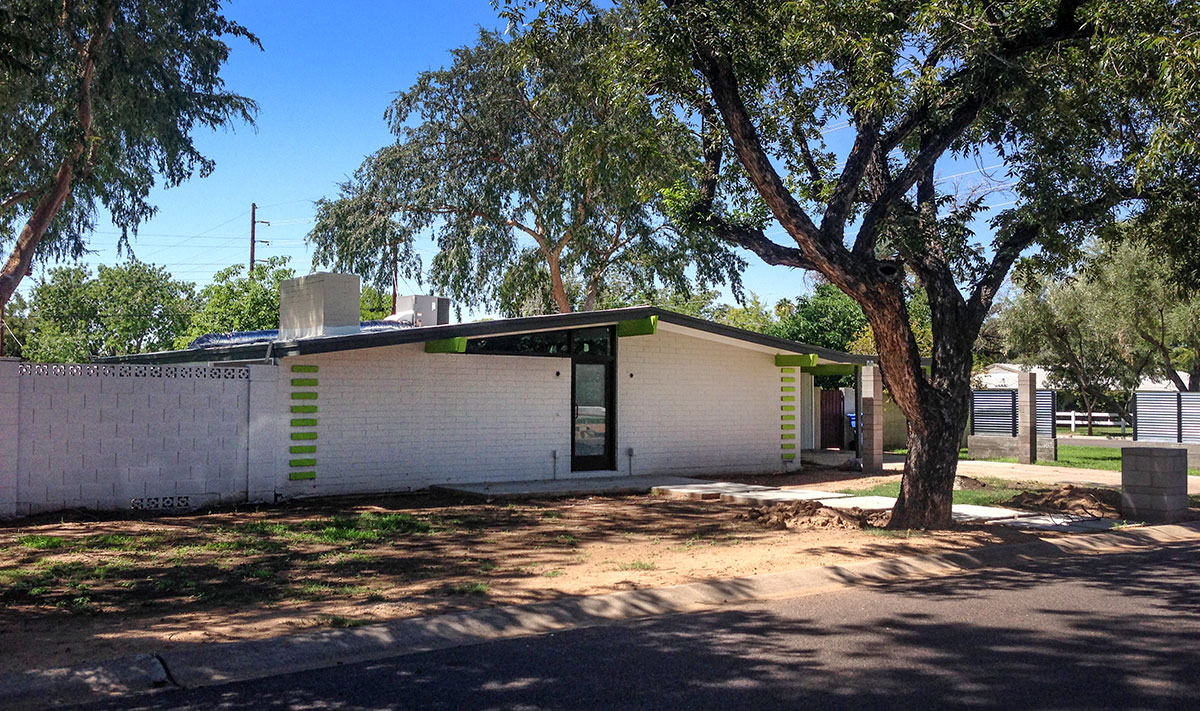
[250,203,270,271]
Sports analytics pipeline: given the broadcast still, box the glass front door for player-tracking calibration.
[571,327,615,471]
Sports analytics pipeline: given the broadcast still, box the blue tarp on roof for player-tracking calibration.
[187,320,411,349]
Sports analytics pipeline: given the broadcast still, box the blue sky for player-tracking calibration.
[40,1,1013,319]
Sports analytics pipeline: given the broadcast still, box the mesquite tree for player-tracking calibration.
[0,1,258,315]
[309,17,743,316]
[516,0,1200,527]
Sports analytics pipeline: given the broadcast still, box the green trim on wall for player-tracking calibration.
[291,365,319,373]
[781,405,795,411]
[290,445,317,454]
[291,432,318,440]
[291,418,318,427]
[801,363,857,376]
[616,315,658,337]
[780,395,795,402]
[781,414,795,420]
[289,458,316,467]
[781,433,795,440]
[291,405,318,414]
[780,376,795,383]
[774,353,818,368]
[424,337,467,353]
[779,367,795,373]
[781,424,795,430]
[781,453,795,461]
[291,392,318,400]
[780,386,795,392]
[289,471,316,481]
[291,378,318,387]
[780,443,795,450]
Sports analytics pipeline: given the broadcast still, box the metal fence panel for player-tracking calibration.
[1135,391,1182,442]
[1037,390,1057,439]
[1183,393,1200,444]
[972,390,1016,436]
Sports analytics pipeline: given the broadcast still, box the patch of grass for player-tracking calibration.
[446,581,489,596]
[543,569,564,578]
[76,534,140,551]
[617,560,656,571]
[16,535,67,550]
[318,614,373,628]
[555,534,579,547]
[298,512,433,544]
[838,478,1027,507]
[863,527,927,538]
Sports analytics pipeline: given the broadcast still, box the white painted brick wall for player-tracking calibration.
[281,344,570,497]
[617,328,782,476]
[9,367,250,516]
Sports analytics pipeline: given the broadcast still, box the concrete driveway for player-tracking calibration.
[884,458,1200,495]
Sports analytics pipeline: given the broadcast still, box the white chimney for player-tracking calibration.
[279,272,361,340]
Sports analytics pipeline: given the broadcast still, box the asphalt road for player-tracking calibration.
[69,541,1200,711]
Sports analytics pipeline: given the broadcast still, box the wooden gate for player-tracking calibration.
[820,389,845,450]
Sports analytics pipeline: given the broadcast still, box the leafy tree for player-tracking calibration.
[1001,274,1153,432]
[770,283,867,353]
[0,1,258,317]
[23,261,195,361]
[1,291,30,358]
[1088,238,1200,391]
[177,256,294,348]
[360,285,393,322]
[309,15,743,316]
[516,0,1200,527]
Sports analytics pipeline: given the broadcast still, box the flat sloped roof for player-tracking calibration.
[96,306,874,365]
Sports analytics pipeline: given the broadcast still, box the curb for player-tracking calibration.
[4,520,1199,709]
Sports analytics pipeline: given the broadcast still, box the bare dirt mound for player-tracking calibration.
[738,500,891,530]
[1003,485,1121,517]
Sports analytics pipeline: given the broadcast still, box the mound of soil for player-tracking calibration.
[954,475,988,490]
[1003,485,1121,517]
[738,500,891,530]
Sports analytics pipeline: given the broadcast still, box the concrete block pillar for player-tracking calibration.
[860,365,884,473]
[1017,371,1037,465]
[1121,447,1188,522]
[0,358,20,518]
[247,364,285,503]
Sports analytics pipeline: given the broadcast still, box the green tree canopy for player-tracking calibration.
[515,0,1200,527]
[23,260,195,362]
[309,14,743,316]
[770,283,868,353]
[1,291,30,358]
[0,0,258,312]
[176,256,294,348]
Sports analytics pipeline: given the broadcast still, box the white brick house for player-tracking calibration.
[0,274,871,517]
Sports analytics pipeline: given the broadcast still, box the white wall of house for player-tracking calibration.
[617,328,784,476]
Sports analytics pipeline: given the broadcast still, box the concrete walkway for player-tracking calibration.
[433,474,706,499]
[905,459,1200,495]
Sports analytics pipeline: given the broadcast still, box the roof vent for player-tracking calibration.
[387,295,451,327]
[279,272,362,340]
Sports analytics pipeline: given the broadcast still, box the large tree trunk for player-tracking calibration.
[893,405,968,528]
[544,251,572,313]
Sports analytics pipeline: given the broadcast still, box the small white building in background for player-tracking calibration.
[976,362,1186,392]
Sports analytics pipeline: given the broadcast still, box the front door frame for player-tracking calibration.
[570,327,616,471]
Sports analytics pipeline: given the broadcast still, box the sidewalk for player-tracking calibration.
[899,459,1200,495]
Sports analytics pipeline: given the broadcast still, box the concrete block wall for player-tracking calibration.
[4,363,251,517]
[1121,447,1189,522]
[280,343,570,497]
[968,434,1058,461]
[618,329,782,476]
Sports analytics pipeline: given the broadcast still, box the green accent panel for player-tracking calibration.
[290,445,317,454]
[291,392,318,400]
[781,405,795,411]
[291,365,319,373]
[779,367,795,373]
[781,453,796,461]
[780,443,796,450]
[780,376,795,383]
[801,364,857,376]
[780,395,795,402]
[289,458,316,467]
[291,418,318,427]
[291,432,318,440]
[289,471,316,481]
[780,386,795,392]
[781,424,795,430]
[775,353,818,368]
[781,434,795,440]
[291,378,318,387]
[616,315,658,337]
[291,405,318,414]
[424,337,467,353]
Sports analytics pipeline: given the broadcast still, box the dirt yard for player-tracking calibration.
[0,470,1091,675]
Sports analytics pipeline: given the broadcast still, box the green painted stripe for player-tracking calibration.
[616,315,658,337]
[291,405,318,414]
[289,458,316,467]
[781,405,795,411]
[289,471,316,480]
[780,376,795,383]
[291,378,318,387]
[290,445,316,454]
[291,418,318,427]
[291,392,318,400]
[780,443,796,450]
[781,453,796,461]
[781,424,795,430]
[781,414,795,420]
[775,353,818,367]
[291,432,318,440]
[781,434,795,440]
[291,365,319,373]
[780,395,795,402]
[780,386,795,392]
[779,367,795,373]
[424,337,467,353]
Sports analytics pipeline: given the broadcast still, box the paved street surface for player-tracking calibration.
[68,542,1200,711]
